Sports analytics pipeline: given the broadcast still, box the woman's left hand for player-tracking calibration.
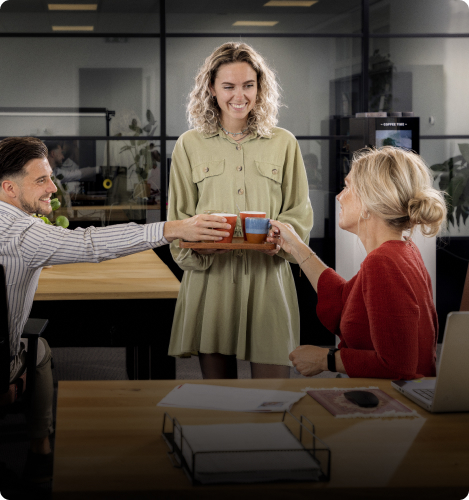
[289,345,328,377]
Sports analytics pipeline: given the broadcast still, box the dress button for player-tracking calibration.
[238,189,244,195]
[237,166,243,172]
[236,145,242,151]
[272,169,278,175]
[203,167,209,173]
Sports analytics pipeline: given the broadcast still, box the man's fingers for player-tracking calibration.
[205,222,231,229]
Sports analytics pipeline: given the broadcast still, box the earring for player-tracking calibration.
[361,211,370,220]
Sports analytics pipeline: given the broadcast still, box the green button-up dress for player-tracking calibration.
[168,126,314,366]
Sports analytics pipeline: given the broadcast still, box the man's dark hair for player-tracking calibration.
[43,141,63,155]
[0,137,48,183]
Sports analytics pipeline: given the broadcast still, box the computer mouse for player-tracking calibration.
[344,390,379,408]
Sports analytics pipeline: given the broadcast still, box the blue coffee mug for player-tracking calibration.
[245,217,270,234]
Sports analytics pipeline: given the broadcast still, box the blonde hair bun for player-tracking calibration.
[350,146,447,238]
[408,191,447,237]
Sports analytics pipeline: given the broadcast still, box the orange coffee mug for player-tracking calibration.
[212,213,237,243]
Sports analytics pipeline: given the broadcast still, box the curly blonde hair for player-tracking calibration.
[187,42,281,138]
[349,146,447,238]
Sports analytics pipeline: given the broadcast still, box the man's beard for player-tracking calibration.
[18,194,51,215]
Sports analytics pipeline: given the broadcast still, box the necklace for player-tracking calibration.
[219,123,249,136]
[234,133,248,142]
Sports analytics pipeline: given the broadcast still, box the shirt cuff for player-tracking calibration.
[144,221,169,246]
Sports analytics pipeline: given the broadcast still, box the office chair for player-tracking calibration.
[0,264,48,414]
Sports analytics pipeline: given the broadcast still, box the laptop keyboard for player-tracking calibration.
[413,388,435,401]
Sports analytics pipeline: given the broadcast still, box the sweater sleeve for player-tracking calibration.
[316,268,349,336]
[340,254,421,379]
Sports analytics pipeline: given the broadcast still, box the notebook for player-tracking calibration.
[391,312,469,413]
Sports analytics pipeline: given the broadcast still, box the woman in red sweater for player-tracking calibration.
[269,146,446,379]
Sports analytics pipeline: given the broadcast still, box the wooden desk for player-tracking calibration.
[53,378,469,500]
[32,250,180,379]
[35,250,179,301]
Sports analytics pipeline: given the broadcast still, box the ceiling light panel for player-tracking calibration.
[232,21,279,26]
[48,4,98,11]
[52,26,95,31]
[264,1,318,6]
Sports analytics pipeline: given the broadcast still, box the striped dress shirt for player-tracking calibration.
[0,201,168,361]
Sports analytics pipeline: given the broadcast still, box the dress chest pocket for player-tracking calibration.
[255,161,283,184]
[192,160,225,184]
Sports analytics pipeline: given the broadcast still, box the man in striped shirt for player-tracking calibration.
[0,136,230,482]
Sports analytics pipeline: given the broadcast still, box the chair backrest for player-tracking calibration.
[0,264,11,394]
[460,264,469,312]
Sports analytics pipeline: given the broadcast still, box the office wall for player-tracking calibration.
[0,37,160,137]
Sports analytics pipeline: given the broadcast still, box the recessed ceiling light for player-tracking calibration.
[264,1,318,5]
[52,26,95,31]
[233,21,279,26]
[48,4,98,11]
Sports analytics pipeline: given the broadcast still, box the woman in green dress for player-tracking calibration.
[168,42,314,378]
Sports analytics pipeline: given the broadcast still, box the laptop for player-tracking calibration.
[391,312,469,413]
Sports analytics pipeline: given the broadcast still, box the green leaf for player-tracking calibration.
[135,154,140,163]
[429,163,446,172]
[449,174,466,207]
[456,205,463,227]
[50,198,61,211]
[55,215,69,228]
[142,124,151,133]
[448,211,455,227]
[438,172,450,191]
[150,126,157,136]
[146,109,156,125]
[40,216,52,225]
[458,144,469,164]
[462,206,469,225]
[130,140,136,146]
[119,145,132,153]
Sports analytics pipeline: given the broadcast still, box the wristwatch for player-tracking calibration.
[327,348,340,372]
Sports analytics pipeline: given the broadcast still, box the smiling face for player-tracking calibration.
[336,176,364,234]
[15,158,58,215]
[210,61,258,132]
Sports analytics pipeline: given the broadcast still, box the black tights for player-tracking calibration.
[198,353,290,379]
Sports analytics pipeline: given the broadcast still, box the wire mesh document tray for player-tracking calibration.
[162,410,331,485]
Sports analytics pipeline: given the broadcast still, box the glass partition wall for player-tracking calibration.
[1,0,469,342]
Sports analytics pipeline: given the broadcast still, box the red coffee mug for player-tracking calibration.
[212,213,238,243]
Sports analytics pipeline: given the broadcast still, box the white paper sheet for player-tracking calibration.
[157,383,305,412]
[174,422,320,484]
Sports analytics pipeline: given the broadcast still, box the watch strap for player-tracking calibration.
[327,348,339,372]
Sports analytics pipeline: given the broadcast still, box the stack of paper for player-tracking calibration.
[174,422,321,484]
[157,383,305,412]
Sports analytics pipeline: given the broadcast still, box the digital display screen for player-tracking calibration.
[375,129,412,150]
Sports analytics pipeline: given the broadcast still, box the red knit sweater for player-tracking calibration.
[317,240,438,379]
